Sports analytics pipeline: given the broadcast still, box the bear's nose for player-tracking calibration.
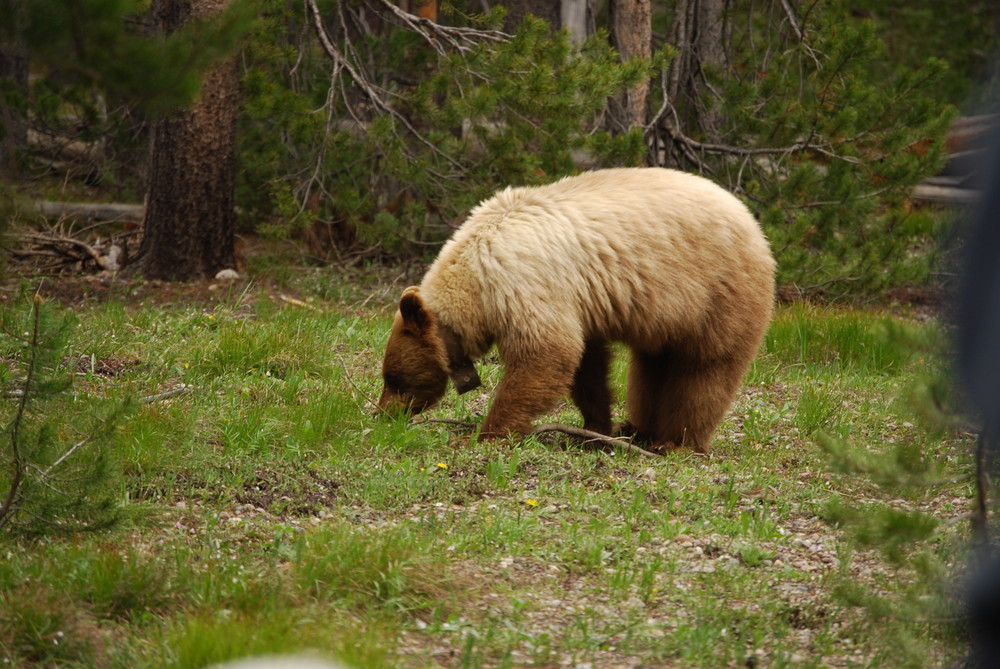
[375,389,408,417]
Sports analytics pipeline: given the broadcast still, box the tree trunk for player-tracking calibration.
[138,0,239,281]
[0,45,29,173]
[561,0,589,45]
[607,0,651,134]
[666,0,727,138]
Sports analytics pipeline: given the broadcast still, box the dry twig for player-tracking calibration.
[337,351,379,411]
[417,417,660,457]
[139,387,193,404]
[304,0,464,171]
[374,0,509,54]
[9,218,138,275]
[532,423,660,458]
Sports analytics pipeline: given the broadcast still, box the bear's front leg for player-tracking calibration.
[479,353,577,440]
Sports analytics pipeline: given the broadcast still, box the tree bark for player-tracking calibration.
[138,0,239,281]
[607,0,651,134]
[561,0,589,45]
[0,45,29,173]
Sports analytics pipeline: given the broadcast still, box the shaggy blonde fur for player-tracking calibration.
[379,167,776,451]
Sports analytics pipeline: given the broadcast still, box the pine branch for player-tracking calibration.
[0,295,43,529]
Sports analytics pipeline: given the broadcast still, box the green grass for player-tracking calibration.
[0,273,975,668]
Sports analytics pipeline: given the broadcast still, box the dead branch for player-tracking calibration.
[278,294,316,309]
[26,232,104,265]
[337,351,379,411]
[657,109,861,164]
[532,423,660,458]
[779,0,804,42]
[417,417,478,428]
[9,217,139,275]
[415,417,660,456]
[39,436,91,479]
[374,0,509,55]
[15,230,131,273]
[138,387,193,404]
[305,0,464,171]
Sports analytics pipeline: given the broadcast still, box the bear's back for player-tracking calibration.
[422,168,775,356]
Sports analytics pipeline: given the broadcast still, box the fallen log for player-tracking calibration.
[33,201,145,222]
[912,183,982,206]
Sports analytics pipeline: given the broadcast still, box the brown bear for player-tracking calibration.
[378,167,776,452]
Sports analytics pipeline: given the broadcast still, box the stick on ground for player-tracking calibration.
[532,423,661,458]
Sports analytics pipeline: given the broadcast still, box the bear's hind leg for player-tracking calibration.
[626,347,748,452]
[571,339,613,435]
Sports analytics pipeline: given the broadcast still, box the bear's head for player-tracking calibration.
[378,287,481,415]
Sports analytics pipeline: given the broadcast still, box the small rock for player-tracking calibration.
[215,268,240,280]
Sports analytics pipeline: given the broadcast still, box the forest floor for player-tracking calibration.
[0,248,975,669]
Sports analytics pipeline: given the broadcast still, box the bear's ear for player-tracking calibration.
[399,286,431,334]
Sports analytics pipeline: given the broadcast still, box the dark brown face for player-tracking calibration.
[377,306,449,415]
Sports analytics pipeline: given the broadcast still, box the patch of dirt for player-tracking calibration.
[22,275,257,311]
[777,283,949,321]
[881,285,950,321]
[74,355,144,377]
[3,232,421,314]
[234,468,341,517]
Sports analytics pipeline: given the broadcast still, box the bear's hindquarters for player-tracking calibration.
[625,345,753,452]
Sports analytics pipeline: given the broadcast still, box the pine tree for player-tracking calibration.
[0,0,248,115]
[649,1,955,297]
[238,0,649,255]
[137,0,242,281]
[0,291,129,534]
